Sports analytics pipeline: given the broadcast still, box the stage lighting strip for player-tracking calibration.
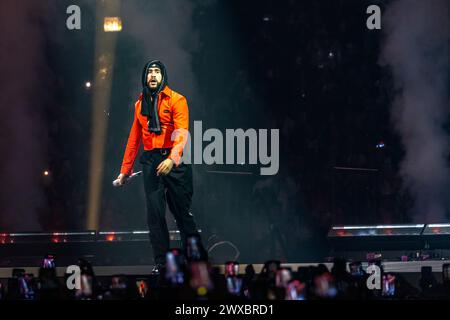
[331,225,425,230]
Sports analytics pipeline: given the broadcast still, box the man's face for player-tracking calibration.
[147,66,162,89]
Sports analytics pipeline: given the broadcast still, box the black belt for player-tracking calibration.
[146,148,172,156]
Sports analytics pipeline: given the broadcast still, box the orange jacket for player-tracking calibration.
[120,85,189,175]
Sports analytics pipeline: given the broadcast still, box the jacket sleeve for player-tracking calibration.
[120,102,142,175]
[169,96,189,166]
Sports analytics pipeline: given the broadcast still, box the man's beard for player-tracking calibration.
[148,80,160,90]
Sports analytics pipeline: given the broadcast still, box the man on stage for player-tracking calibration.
[116,60,204,273]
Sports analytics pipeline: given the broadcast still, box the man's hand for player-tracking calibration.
[156,158,174,176]
[116,173,128,186]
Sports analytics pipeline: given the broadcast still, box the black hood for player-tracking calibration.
[140,60,168,134]
[141,59,168,94]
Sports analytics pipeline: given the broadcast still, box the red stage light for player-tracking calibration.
[336,230,347,237]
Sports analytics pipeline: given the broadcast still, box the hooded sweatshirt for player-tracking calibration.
[120,60,189,175]
[140,60,168,134]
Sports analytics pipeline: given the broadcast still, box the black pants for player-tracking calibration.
[139,148,200,265]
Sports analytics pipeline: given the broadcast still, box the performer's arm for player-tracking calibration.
[169,96,189,166]
[120,103,142,175]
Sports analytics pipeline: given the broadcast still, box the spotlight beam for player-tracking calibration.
[87,0,121,230]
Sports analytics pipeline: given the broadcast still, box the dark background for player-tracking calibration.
[1,0,447,262]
